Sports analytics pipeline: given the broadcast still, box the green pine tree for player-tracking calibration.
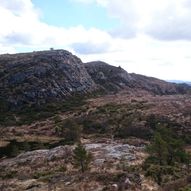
[73,144,92,173]
[144,125,191,185]
[147,131,168,165]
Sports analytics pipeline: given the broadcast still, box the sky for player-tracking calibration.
[0,0,191,81]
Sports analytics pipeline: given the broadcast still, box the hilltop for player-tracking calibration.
[0,49,190,112]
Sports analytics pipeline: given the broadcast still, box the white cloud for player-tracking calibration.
[79,35,191,81]
[71,41,110,54]
[0,0,37,16]
[0,0,111,50]
[0,0,191,80]
[98,0,191,41]
[71,0,108,6]
[145,0,191,40]
[77,0,191,41]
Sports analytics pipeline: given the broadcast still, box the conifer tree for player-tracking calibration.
[73,143,92,173]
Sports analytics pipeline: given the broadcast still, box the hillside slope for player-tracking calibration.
[0,51,191,191]
[0,50,96,110]
[0,50,190,111]
[85,61,191,95]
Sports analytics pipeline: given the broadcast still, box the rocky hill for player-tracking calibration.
[85,61,191,94]
[0,50,191,191]
[0,50,96,110]
[84,61,133,92]
[0,50,190,111]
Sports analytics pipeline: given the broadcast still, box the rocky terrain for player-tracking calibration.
[0,138,152,191]
[0,50,190,111]
[85,61,191,94]
[0,90,190,190]
[0,49,191,190]
[0,50,96,110]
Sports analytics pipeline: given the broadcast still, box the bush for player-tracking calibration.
[55,119,81,144]
[82,119,107,134]
[73,143,92,172]
[143,125,191,185]
[179,186,191,191]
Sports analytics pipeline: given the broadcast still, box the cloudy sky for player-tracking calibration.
[0,0,191,81]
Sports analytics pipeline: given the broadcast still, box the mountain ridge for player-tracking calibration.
[85,61,191,95]
[0,49,190,111]
[167,80,191,86]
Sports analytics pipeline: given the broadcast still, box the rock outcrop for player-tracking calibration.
[85,61,133,92]
[85,61,191,95]
[0,50,96,109]
[0,50,190,110]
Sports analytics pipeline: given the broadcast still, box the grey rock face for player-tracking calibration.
[85,61,191,95]
[0,50,96,109]
[85,61,133,92]
[0,50,190,110]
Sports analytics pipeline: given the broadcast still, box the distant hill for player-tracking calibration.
[85,61,191,95]
[0,50,191,111]
[167,80,191,86]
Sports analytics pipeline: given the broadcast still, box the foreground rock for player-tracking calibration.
[0,140,158,191]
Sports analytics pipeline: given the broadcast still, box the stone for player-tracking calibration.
[0,49,96,110]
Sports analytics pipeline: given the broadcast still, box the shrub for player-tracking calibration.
[55,119,81,144]
[73,143,92,173]
[143,125,191,185]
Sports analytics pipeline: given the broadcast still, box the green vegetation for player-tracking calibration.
[82,119,107,134]
[0,95,86,126]
[147,126,190,166]
[0,170,17,179]
[145,114,183,135]
[179,186,191,191]
[143,125,191,186]
[73,143,92,173]
[80,102,152,139]
[0,98,9,113]
[33,170,54,179]
[55,118,81,144]
[0,140,65,158]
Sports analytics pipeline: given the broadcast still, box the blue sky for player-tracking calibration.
[32,0,118,29]
[0,0,191,81]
